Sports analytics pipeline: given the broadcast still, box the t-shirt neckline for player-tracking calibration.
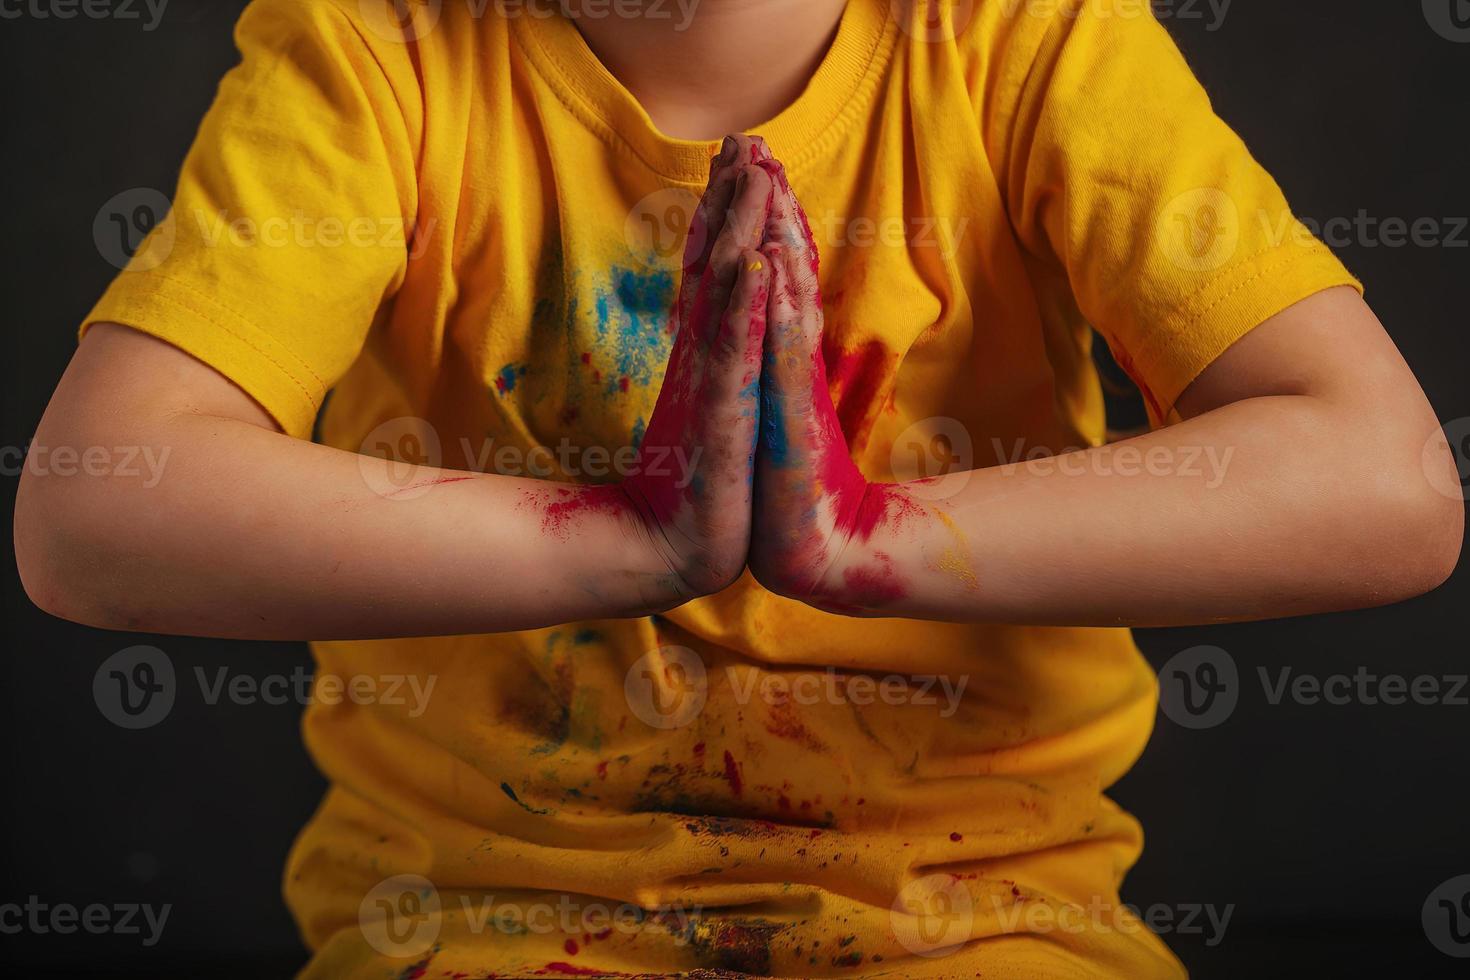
[512,0,895,184]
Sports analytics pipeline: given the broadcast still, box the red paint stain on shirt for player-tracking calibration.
[722,750,744,797]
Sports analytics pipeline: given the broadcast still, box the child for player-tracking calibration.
[16,1,1460,976]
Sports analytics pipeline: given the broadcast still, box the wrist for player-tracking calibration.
[809,482,919,617]
[614,480,729,611]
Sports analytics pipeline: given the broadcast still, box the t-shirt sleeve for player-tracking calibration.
[82,0,422,438]
[981,1,1360,424]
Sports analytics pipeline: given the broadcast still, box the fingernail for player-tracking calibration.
[718,136,737,164]
[746,259,764,272]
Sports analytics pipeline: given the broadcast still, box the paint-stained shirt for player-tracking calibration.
[83,0,1357,976]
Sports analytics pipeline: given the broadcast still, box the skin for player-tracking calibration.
[747,163,1463,624]
[573,0,848,139]
[13,136,772,640]
[13,4,1462,636]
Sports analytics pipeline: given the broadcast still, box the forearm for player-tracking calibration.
[819,395,1460,626]
[16,409,683,641]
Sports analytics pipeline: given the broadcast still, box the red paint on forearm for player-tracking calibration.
[524,485,629,540]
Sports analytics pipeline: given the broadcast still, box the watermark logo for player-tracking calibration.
[359,0,443,43]
[0,0,170,30]
[890,416,974,500]
[1157,645,1238,729]
[0,897,171,947]
[93,645,176,730]
[891,874,974,957]
[891,0,978,42]
[94,649,439,728]
[2,442,171,487]
[1424,874,1470,957]
[992,438,1235,488]
[359,874,442,959]
[358,417,445,500]
[1424,417,1470,501]
[999,0,1233,32]
[624,645,707,729]
[1260,209,1468,250]
[988,894,1233,947]
[1157,188,1240,273]
[1424,0,1470,42]
[1259,666,1466,708]
[94,188,174,272]
[626,187,706,267]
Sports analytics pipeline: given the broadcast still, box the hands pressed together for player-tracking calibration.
[620,134,915,614]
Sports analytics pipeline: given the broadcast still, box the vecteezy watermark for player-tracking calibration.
[992,438,1235,489]
[1159,644,1470,730]
[360,875,441,959]
[988,895,1234,948]
[2,442,171,487]
[624,192,974,266]
[624,647,970,730]
[726,669,969,718]
[190,209,437,259]
[1156,188,1242,273]
[358,0,702,44]
[625,646,708,729]
[1157,645,1239,729]
[93,646,177,730]
[804,210,972,256]
[0,0,170,31]
[1263,209,1468,251]
[356,417,702,500]
[94,191,438,271]
[891,874,974,957]
[1424,874,1470,958]
[889,416,975,500]
[626,186,706,265]
[1157,191,1470,273]
[1423,0,1470,43]
[1259,666,1468,708]
[93,646,438,729]
[94,187,175,272]
[1424,417,1470,501]
[0,896,171,947]
[359,874,705,960]
[997,0,1233,32]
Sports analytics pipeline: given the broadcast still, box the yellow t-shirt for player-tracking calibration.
[85,1,1359,976]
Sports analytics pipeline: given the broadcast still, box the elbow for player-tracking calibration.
[15,470,81,623]
[1369,445,1464,601]
[1411,481,1465,595]
[14,469,123,630]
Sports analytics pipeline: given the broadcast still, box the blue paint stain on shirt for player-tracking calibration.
[631,416,647,449]
[592,265,676,396]
[500,782,552,815]
[494,363,527,396]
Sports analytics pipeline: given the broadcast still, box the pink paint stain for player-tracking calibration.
[722,750,744,797]
[538,964,603,977]
[529,485,629,540]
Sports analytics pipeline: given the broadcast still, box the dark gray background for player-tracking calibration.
[2,1,1467,976]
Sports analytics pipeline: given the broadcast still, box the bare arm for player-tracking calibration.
[749,162,1462,626]
[15,137,777,641]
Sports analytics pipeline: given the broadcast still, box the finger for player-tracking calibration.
[684,134,769,277]
[694,164,773,343]
[742,134,774,166]
[759,240,824,394]
[704,250,770,427]
[757,159,820,276]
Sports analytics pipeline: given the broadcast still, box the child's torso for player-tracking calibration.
[294,5,1177,977]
